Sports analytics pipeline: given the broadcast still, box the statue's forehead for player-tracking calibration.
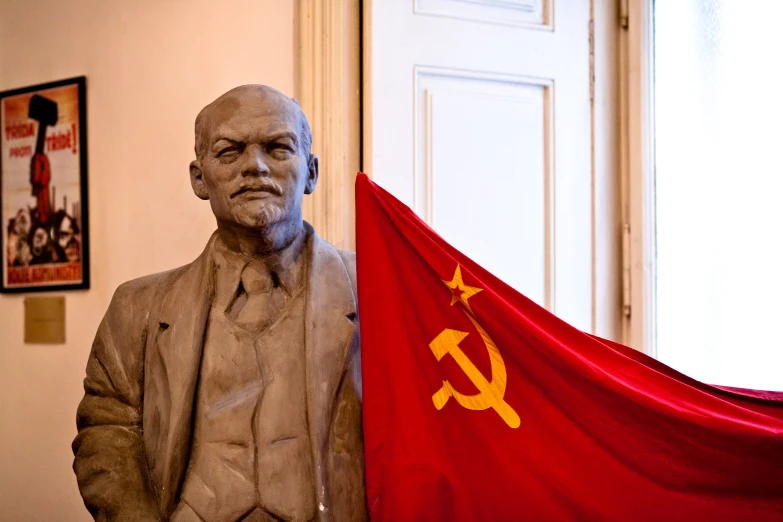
[206,92,299,136]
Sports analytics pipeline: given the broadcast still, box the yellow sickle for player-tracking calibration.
[429,310,520,429]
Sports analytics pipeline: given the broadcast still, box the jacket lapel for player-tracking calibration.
[304,226,358,519]
[145,233,216,515]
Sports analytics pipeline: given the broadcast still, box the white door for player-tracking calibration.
[365,0,594,331]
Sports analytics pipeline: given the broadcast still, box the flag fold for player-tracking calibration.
[356,173,783,521]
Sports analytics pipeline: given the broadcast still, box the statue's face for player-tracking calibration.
[190,89,317,232]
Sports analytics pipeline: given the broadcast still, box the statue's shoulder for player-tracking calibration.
[99,264,192,336]
[337,249,356,274]
[108,234,217,319]
[111,264,190,305]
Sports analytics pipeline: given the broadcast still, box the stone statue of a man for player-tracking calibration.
[72,85,366,522]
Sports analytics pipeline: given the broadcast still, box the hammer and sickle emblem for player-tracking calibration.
[430,265,520,429]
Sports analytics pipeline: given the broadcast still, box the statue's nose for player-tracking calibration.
[241,146,270,177]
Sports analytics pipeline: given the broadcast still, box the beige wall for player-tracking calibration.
[0,1,295,519]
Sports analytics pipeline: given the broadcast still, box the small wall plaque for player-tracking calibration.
[24,296,65,344]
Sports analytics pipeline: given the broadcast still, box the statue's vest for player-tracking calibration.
[174,282,315,521]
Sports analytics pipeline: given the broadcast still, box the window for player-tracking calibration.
[651,0,783,390]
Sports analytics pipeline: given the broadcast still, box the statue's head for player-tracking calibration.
[190,85,318,235]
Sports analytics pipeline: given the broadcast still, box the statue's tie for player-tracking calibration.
[232,260,286,330]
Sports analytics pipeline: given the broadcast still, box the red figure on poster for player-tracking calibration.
[30,151,51,223]
[28,94,58,225]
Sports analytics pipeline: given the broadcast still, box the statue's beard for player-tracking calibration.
[254,201,286,227]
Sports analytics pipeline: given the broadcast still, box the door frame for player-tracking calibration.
[592,0,624,342]
[622,0,656,353]
[296,0,362,251]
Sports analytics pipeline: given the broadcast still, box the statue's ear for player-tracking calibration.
[304,154,319,195]
[190,160,209,200]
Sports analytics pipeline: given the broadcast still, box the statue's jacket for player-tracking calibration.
[72,226,367,521]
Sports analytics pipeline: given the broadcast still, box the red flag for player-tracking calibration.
[356,173,783,521]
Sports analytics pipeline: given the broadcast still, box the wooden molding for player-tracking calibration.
[623,0,656,354]
[297,0,361,251]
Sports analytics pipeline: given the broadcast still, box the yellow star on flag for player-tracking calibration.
[442,264,483,314]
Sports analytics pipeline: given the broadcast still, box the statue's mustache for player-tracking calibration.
[230,180,284,199]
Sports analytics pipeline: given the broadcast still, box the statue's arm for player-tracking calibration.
[72,282,160,521]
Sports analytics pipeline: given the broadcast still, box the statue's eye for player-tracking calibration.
[217,147,239,159]
[270,144,295,159]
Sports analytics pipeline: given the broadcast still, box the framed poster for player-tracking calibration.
[0,76,89,292]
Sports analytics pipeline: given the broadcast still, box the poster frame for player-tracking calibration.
[0,76,89,293]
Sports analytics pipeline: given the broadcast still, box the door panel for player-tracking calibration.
[366,0,593,330]
[416,68,551,307]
